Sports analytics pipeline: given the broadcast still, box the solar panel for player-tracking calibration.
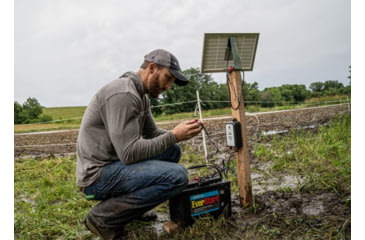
[201,33,259,73]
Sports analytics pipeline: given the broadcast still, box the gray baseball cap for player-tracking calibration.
[144,49,189,86]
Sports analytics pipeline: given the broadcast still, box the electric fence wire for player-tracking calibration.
[187,150,236,180]
[188,120,237,180]
[29,99,350,125]
[15,105,350,162]
[150,100,197,108]
[190,48,245,178]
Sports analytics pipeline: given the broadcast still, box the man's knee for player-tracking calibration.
[170,164,188,187]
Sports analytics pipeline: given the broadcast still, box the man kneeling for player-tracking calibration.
[76,49,202,239]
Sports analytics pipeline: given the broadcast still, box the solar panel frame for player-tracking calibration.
[201,33,259,73]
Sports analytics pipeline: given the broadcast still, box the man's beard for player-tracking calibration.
[149,79,162,98]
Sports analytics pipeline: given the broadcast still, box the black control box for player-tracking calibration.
[169,178,232,227]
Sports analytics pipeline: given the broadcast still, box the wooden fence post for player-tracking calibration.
[227,70,253,207]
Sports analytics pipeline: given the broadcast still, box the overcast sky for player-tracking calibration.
[14,0,351,107]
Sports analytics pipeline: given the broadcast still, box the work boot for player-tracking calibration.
[137,209,158,222]
[84,213,127,240]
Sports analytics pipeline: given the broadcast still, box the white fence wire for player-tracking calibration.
[23,97,351,125]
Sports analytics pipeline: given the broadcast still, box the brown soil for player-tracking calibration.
[14,104,349,159]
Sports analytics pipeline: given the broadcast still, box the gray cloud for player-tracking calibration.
[15,0,350,107]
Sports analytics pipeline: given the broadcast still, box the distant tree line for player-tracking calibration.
[14,97,52,124]
[15,68,351,123]
[151,67,351,115]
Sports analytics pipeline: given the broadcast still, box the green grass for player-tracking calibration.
[14,123,81,133]
[304,94,351,105]
[43,106,86,120]
[14,156,95,239]
[15,106,86,133]
[14,115,351,239]
[252,114,351,194]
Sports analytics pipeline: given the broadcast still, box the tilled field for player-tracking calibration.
[14,104,350,159]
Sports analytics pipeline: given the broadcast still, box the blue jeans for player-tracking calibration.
[84,144,188,229]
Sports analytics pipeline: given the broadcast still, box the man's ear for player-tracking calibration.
[148,63,157,73]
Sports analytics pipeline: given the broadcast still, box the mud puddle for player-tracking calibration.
[250,161,305,194]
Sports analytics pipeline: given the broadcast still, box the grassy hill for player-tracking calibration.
[43,106,86,120]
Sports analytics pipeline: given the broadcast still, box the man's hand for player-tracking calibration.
[171,119,204,142]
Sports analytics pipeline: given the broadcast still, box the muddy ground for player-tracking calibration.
[14,104,351,239]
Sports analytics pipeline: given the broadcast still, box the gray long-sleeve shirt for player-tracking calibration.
[76,72,176,187]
